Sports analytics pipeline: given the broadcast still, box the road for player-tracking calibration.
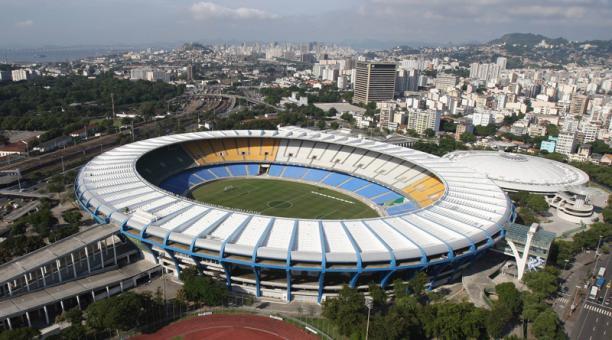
[572,253,612,340]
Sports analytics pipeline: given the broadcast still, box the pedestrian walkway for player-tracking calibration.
[584,303,612,317]
[555,296,569,306]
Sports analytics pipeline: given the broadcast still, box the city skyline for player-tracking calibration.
[1,0,611,48]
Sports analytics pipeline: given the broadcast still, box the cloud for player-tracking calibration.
[190,2,278,20]
[15,19,33,28]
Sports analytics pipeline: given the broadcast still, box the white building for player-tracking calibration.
[556,131,579,155]
[406,110,441,135]
[472,112,494,126]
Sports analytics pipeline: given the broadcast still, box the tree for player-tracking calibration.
[330,121,339,129]
[368,283,388,311]
[532,309,566,339]
[422,302,487,340]
[0,328,40,340]
[340,112,355,123]
[546,124,559,137]
[460,132,476,143]
[322,285,366,336]
[85,292,158,331]
[317,120,326,130]
[485,304,512,338]
[495,282,522,317]
[393,278,408,299]
[525,195,549,214]
[62,210,82,226]
[179,268,227,306]
[423,128,435,138]
[522,267,559,299]
[407,271,428,296]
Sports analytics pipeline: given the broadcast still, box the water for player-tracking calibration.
[0,46,132,64]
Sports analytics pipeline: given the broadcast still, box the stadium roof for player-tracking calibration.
[76,128,512,264]
[444,151,589,194]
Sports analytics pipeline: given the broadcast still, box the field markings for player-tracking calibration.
[310,191,355,204]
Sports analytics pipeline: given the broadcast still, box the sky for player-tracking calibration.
[1,0,611,48]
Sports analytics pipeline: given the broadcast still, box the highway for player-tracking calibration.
[572,254,612,340]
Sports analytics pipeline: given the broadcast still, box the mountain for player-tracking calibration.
[488,33,568,47]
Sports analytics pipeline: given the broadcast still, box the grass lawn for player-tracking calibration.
[190,178,379,219]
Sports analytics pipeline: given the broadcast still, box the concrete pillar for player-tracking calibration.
[112,236,118,265]
[24,274,30,292]
[60,300,65,312]
[70,253,78,278]
[507,223,539,281]
[106,285,110,298]
[85,247,91,273]
[98,241,105,269]
[56,259,63,283]
[25,312,31,328]
[43,305,50,325]
[120,281,124,292]
[40,266,47,287]
[6,317,12,330]
[91,290,96,301]
[7,282,12,296]
[76,295,82,309]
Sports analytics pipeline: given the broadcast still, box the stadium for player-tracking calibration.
[75,126,512,303]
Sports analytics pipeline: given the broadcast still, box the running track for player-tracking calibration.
[133,314,319,340]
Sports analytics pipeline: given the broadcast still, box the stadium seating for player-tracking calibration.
[136,144,196,185]
[227,164,247,176]
[403,176,445,207]
[154,157,424,211]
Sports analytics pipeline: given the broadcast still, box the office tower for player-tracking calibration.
[569,94,589,115]
[353,61,396,104]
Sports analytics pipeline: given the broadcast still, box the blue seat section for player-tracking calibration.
[386,202,419,215]
[302,168,329,182]
[339,178,371,191]
[227,164,247,176]
[247,164,260,176]
[160,172,192,193]
[372,191,403,205]
[210,166,230,178]
[322,173,350,187]
[357,184,395,199]
[194,169,216,180]
[269,164,284,177]
[283,165,307,179]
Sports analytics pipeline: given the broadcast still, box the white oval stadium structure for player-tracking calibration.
[76,127,512,302]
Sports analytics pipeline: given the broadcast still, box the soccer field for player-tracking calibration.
[189,178,379,219]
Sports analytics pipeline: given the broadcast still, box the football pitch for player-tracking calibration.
[190,178,379,219]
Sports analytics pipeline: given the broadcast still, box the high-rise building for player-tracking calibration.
[11,69,30,82]
[455,119,474,141]
[569,94,589,115]
[406,110,441,135]
[496,57,507,70]
[556,131,578,155]
[0,70,11,82]
[433,74,458,91]
[353,62,396,104]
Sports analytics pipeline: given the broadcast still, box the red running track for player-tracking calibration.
[132,314,319,340]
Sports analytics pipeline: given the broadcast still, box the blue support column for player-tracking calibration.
[222,262,232,288]
[286,270,292,301]
[317,271,325,303]
[255,268,261,297]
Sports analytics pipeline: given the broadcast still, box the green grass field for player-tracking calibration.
[189,178,379,219]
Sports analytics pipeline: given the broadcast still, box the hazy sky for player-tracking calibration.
[1,0,611,47]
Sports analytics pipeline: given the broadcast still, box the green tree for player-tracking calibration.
[62,210,82,226]
[532,309,566,339]
[460,132,476,143]
[317,120,326,130]
[495,282,522,317]
[179,268,227,306]
[522,267,559,298]
[525,195,549,214]
[407,271,428,296]
[368,283,388,311]
[423,128,435,138]
[330,121,340,129]
[0,328,40,340]
[546,124,559,137]
[322,285,366,336]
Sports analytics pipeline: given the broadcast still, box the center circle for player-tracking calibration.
[267,200,293,209]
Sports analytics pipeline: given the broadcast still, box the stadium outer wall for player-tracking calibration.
[75,128,512,303]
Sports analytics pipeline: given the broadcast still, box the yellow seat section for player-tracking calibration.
[207,139,227,163]
[260,139,279,161]
[402,176,444,207]
[236,138,250,161]
[183,141,206,165]
[222,139,243,161]
[246,138,266,161]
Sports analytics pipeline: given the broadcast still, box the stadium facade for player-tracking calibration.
[75,127,512,303]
